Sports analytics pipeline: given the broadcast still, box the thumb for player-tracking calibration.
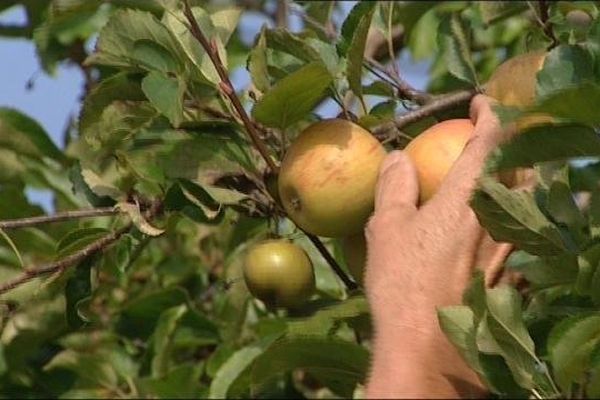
[374,150,419,220]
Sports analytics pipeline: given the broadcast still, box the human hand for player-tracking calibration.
[364,95,516,398]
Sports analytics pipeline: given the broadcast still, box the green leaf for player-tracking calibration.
[79,72,146,135]
[0,108,65,162]
[117,201,164,237]
[338,1,377,55]
[116,287,188,340]
[69,163,117,207]
[141,71,185,127]
[287,295,369,337]
[536,45,596,99]
[85,101,159,150]
[162,6,227,85]
[56,227,110,259]
[248,28,270,93]
[264,28,321,63]
[548,313,600,392]
[438,306,483,375]
[151,304,187,378]
[506,252,578,289]
[252,62,333,129]
[479,1,528,26]
[209,343,268,398]
[138,364,203,398]
[485,286,537,389]
[132,39,179,73]
[530,82,600,126]
[471,177,567,256]
[437,13,479,86]
[65,257,95,329]
[86,9,179,70]
[251,336,369,398]
[345,3,375,106]
[486,124,600,172]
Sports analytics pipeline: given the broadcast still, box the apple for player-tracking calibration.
[404,119,474,203]
[278,119,386,237]
[243,240,315,308]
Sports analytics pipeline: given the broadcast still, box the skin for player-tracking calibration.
[364,95,516,398]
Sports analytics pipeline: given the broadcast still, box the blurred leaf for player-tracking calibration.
[530,82,600,126]
[438,306,483,374]
[537,45,595,98]
[86,9,178,70]
[264,28,321,63]
[132,39,179,74]
[252,62,332,129]
[287,295,369,337]
[0,228,24,269]
[506,252,578,289]
[56,227,110,259]
[471,177,568,256]
[69,163,117,207]
[65,257,95,329]
[209,342,270,399]
[79,72,146,135]
[479,1,528,26]
[437,13,479,86]
[138,363,203,398]
[151,304,186,378]
[251,336,369,398]
[248,28,270,93]
[486,124,600,172]
[162,7,227,85]
[141,71,185,127]
[117,287,188,339]
[338,1,377,55]
[0,108,65,162]
[548,313,600,392]
[116,201,164,237]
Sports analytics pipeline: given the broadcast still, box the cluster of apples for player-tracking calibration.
[243,51,548,309]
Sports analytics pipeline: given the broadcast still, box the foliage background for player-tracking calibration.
[0,1,599,398]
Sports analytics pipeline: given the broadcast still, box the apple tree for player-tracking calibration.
[0,0,599,398]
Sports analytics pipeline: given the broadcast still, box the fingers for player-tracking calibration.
[374,150,419,219]
[429,95,510,207]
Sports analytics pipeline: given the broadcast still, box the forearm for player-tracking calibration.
[366,317,485,399]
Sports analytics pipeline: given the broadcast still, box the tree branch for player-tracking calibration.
[0,207,118,230]
[372,89,477,140]
[182,1,278,173]
[0,201,162,296]
[182,0,353,290]
[364,59,432,105]
[0,225,131,295]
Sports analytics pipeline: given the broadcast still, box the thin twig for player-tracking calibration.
[182,1,278,173]
[182,0,353,290]
[365,59,432,105]
[372,89,477,140]
[538,0,558,48]
[0,207,119,230]
[0,201,162,296]
[305,232,358,290]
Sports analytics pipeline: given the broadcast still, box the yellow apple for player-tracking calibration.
[243,240,315,309]
[278,119,386,237]
[404,119,474,203]
[342,233,367,285]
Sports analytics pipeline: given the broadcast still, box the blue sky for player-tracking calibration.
[0,3,429,212]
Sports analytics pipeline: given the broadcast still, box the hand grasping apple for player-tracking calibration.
[364,95,516,398]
